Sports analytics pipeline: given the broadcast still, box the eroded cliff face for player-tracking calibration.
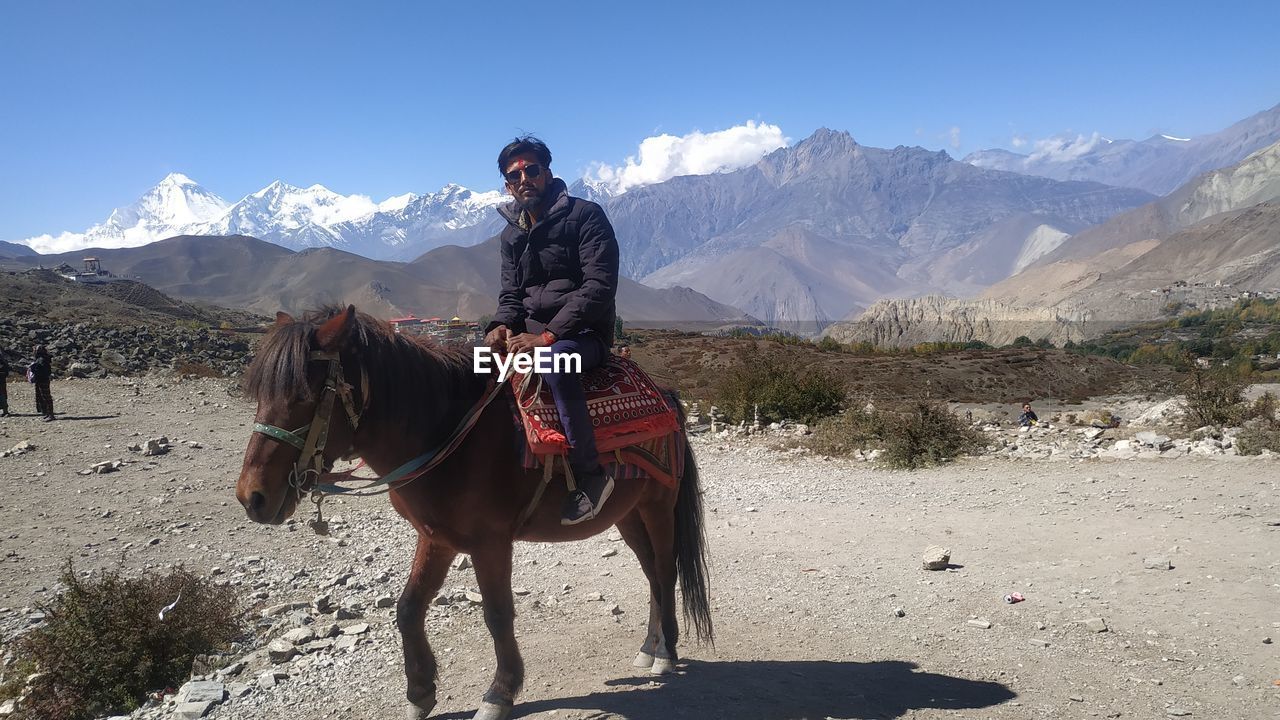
[822,295,1097,348]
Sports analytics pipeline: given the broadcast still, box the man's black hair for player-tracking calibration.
[498,136,552,175]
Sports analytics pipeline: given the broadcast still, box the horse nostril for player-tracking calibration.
[249,491,267,515]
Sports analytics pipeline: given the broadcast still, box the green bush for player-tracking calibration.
[10,564,243,720]
[808,400,984,469]
[1181,366,1247,428]
[714,357,844,424]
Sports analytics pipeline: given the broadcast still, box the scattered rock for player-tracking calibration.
[1082,617,1109,633]
[922,546,951,571]
[1144,557,1173,571]
[967,619,992,629]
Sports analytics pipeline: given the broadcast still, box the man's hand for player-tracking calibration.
[506,331,555,355]
[483,325,511,352]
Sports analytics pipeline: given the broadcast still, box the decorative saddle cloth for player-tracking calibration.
[509,355,683,487]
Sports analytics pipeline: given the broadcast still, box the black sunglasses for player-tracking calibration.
[504,164,544,184]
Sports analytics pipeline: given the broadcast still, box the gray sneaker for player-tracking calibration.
[561,472,615,526]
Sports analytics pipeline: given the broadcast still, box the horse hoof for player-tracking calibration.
[651,657,676,675]
[405,696,437,720]
[473,700,513,720]
[633,651,656,668]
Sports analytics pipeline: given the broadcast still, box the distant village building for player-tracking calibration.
[388,315,482,344]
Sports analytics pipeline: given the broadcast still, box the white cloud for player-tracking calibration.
[1027,132,1105,164]
[586,120,788,195]
[22,231,93,255]
[1010,134,1027,149]
[947,126,962,150]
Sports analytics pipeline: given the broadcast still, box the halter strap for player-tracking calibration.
[251,422,310,450]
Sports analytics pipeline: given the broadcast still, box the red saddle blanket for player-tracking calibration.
[511,355,681,458]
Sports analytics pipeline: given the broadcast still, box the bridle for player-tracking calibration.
[251,350,367,500]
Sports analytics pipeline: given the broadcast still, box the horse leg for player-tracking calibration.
[470,542,523,720]
[617,511,662,669]
[637,502,680,675]
[397,534,456,719]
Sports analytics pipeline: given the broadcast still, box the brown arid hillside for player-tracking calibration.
[7,235,753,328]
[623,330,1180,406]
[0,268,263,327]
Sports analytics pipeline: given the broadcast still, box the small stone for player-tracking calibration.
[967,619,992,629]
[513,587,530,596]
[893,607,906,618]
[177,680,226,705]
[341,622,370,635]
[267,639,298,663]
[1143,557,1172,571]
[174,701,215,720]
[451,555,472,570]
[1068,695,1083,702]
[608,604,623,615]
[334,634,359,650]
[601,548,618,558]
[282,627,316,645]
[464,590,484,605]
[1082,617,1108,633]
[374,595,395,608]
[1232,675,1246,686]
[1263,637,1273,644]
[1166,708,1192,717]
[1029,638,1050,648]
[922,546,951,571]
[257,670,285,688]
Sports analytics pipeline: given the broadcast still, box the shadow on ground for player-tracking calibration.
[437,658,1016,720]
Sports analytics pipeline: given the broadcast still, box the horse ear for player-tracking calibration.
[315,305,356,350]
[275,311,294,326]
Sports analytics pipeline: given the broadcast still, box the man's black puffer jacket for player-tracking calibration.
[488,178,619,346]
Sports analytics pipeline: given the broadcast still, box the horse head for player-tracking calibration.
[236,305,365,524]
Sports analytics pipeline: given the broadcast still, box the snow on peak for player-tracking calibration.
[377,192,418,213]
[159,172,199,186]
[1160,134,1191,142]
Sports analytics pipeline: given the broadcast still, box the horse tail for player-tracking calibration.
[674,419,714,645]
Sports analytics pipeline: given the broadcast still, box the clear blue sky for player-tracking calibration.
[2,0,1278,239]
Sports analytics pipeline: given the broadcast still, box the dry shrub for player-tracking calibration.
[1181,366,1246,429]
[809,399,984,469]
[9,563,243,720]
[1236,392,1280,455]
[714,356,844,424]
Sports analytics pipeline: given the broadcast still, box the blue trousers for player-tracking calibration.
[540,332,607,474]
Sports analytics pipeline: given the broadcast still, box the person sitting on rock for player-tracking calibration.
[1018,402,1038,427]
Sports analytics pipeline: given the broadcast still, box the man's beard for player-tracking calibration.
[515,188,544,211]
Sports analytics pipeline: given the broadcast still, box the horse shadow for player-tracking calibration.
[435,658,1015,720]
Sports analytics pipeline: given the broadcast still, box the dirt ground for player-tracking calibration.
[1,377,1278,719]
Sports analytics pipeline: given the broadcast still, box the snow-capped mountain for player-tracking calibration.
[15,175,507,258]
[21,173,229,254]
[963,102,1280,195]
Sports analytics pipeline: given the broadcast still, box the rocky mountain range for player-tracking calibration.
[964,102,1280,196]
[612,129,1152,331]
[830,138,1280,346]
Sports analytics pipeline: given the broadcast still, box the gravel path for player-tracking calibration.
[1,377,1277,719]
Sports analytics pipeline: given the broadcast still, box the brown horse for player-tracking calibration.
[235,306,713,720]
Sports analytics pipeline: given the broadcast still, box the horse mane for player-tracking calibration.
[242,306,486,433]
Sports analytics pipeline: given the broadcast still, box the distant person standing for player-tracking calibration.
[30,345,54,421]
[0,352,10,417]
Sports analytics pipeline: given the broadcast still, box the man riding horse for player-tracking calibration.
[482,136,619,526]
